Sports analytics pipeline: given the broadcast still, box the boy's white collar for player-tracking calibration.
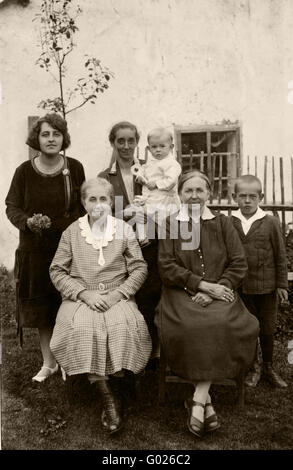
[233,206,266,223]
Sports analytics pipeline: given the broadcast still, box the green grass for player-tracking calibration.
[1,266,293,450]
[2,323,293,450]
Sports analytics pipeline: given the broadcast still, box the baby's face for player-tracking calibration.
[148,134,173,160]
[233,181,263,218]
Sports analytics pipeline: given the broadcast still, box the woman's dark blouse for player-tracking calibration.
[6,157,85,254]
[158,212,248,293]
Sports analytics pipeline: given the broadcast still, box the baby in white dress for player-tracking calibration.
[134,128,182,243]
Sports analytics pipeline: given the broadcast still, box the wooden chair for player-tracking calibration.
[158,348,245,407]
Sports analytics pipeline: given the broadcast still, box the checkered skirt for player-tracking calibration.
[50,296,152,376]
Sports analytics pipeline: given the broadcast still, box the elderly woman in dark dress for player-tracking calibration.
[99,121,161,355]
[155,170,259,438]
[5,113,85,383]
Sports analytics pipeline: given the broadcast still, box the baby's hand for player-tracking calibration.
[145,181,157,190]
[136,175,147,185]
[133,195,146,206]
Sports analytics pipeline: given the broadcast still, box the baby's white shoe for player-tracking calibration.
[32,364,59,383]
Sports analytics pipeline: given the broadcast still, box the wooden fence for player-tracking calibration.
[177,151,293,234]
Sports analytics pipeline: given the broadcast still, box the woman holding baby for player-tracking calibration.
[98,122,178,355]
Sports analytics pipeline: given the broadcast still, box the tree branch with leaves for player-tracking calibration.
[34,0,113,118]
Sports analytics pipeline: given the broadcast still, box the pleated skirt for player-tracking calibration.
[50,298,152,377]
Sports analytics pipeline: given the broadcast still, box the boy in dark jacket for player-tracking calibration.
[232,175,288,388]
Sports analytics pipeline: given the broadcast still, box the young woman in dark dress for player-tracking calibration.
[155,170,259,438]
[5,113,85,383]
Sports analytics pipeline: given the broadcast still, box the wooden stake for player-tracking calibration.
[280,157,285,233]
[189,149,193,170]
[218,154,223,204]
[200,151,204,172]
[291,157,293,222]
[263,155,267,204]
[227,153,232,215]
[210,153,216,202]
[272,156,276,205]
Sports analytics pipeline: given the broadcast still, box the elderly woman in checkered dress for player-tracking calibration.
[49,177,152,434]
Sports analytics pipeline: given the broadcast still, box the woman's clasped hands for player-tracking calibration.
[77,289,124,312]
[191,292,213,307]
[197,281,235,304]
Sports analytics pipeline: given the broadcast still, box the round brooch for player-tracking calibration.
[62,168,70,176]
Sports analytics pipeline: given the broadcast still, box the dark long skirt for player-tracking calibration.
[136,239,161,345]
[155,287,259,382]
[15,248,61,330]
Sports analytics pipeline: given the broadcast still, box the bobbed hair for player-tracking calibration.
[178,170,212,194]
[80,177,115,206]
[108,121,140,145]
[26,113,71,151]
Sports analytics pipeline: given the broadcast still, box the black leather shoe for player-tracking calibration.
[245,361,261,387]
[184,398,205,438]
[262,363,288,388]
[95,380,123,434]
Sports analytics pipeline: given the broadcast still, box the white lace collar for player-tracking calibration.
[79,214,116,265]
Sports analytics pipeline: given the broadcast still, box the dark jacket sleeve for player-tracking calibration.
[269,216,288,289]
[158,217,202,293]
[5,165,29,232]
[217,215,248,290]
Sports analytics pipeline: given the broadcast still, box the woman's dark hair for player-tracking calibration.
[178,170,212,193]
[26,113,71,151]
[108,121,140,144]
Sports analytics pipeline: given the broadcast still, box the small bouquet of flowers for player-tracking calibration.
[27,213,52,234]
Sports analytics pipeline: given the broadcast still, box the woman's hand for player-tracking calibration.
[77,290,110,312]
[130,204,148,225]
[191,292,213,307]
[102,290,125,309]
[198,281,234,302]
[124,200,147,224]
